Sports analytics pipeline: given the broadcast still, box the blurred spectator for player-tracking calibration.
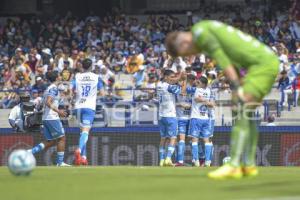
[292,73,300,106]
[99,65,115,87]
[110,52,126,73]
[278,70,291,106]
[133,65,146,88]
[104,77,124,101]
[0,2,298,111]
[266,115,276,126]
[1,91,18,109]
[30,89,43,111]
[61,61,73,81]
[32,76,47,92]
[8,102,24,132]
[126,51,144,74]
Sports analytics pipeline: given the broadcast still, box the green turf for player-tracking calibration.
[1,167,300,200]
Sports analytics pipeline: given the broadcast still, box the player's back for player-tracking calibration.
[157,81,177,118]
[176,94,192,120]
[73,72,101,111]
[190,87,211,120]
[192,20,278,68]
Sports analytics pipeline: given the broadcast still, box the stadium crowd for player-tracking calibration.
[0,2,299,108]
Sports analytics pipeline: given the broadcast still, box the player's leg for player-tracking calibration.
[200,119,214,167]
[56,136,69,166]
[241,61,278,176]
[176,120,187,166]
[30,141,55,154]
[30,120,58,154]
[243,112,259,177]
[198,141,205,166]
[208,107,247,179]
[209,60,279,179]
[189,119,200,167]
[159,118,167,166]
[47,120,70,166]
[164,117,178,166]
[208,92,249,179]
[207,120,215,165]
[75,108,95,165]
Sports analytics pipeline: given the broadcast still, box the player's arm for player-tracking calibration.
[167,84,181,95]
[194,96,215,108]
[178,102,191,109]
[46,89,67,117]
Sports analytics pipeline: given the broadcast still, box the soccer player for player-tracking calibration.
[165,20,279,179]
[157,69,181,167]
[186,76,214,167]
[205,87,216,167]
[29,71,70,166]
[175,74,194,166]
[175,93,191,166]
[72,58,104,165]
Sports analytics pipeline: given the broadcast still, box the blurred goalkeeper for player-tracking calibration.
[165,20,279,180]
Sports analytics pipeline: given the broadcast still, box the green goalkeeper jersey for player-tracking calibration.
[191,20,277,70]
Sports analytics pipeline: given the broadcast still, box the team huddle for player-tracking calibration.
[25,19,279,180]
[157,70,215,167]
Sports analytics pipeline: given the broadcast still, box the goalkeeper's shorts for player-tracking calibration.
[242,57,279,101]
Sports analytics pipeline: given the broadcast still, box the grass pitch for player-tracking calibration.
[1,167,300,200]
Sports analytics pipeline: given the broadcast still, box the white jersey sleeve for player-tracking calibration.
[73,72,103,111]
[42,84,60,120]
[190,87,211,120]
[157,82,181,118]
